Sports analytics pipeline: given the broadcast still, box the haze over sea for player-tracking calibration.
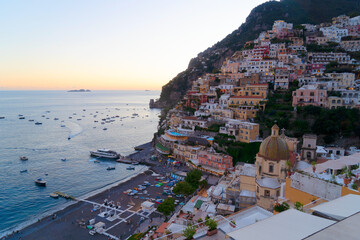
[0,90,161,235]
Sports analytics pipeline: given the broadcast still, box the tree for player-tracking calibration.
[200,180,208,189]
[183,225,196,240]
[185,169,202,189]
[173,181,195,196]
[157,197,175,217]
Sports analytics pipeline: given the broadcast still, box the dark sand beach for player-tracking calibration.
[4,142,175,240]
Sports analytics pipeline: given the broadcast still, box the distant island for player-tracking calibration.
[67,89,91,92]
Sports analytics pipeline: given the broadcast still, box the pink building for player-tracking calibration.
[292,85,327,107]
[198,149,233,170]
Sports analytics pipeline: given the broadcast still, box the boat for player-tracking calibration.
[50,193,59,198]
[90,149,120,159]
[20,169,28,173]
[132,162,139,165]
[54,118,59,120]
[61,158,67,162]
[20,156,28,161]
[94,160,100,163]
[0,116,5,119]
[103,128,107,130]
[126,166,135,170]
[35,178,46,187]
[107,166,116,170]
[35,122,42,125]
[19,116,25,119]
[28,119,34,122]
[60,125,66,127]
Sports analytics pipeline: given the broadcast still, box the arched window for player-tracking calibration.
[269,164,274,173]
[307,151,312,159]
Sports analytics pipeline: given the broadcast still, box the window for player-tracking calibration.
[264,190,270,197]
[276,190,280,197]
[257,186,259,193]
[269,164,274,173]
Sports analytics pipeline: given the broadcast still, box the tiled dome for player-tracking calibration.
[258,124,289,161]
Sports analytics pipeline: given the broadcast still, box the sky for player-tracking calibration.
[0,0,270,90]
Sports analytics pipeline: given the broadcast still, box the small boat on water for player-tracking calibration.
[126,166,135,170]
[60,125,66,127]
[20,169,28,173]
[94,160,100,163]
[90,149,119,159]
[107,166,115,170]
[103,128,107,130]
[61,158,67,162]
[132,162,139,165]
[50,193,59,198]
[28,119,34,122]
[54,118,59,120]
[35,122,42,125]
[0,116,5,119]
[20,156,28,161]
[35,178,46,187]
[19,116,25,119]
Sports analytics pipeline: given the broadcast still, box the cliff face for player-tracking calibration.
[155,0,360,108]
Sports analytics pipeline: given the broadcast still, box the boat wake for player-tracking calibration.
[65,121,83,139]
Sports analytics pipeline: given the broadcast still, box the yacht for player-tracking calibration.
[90,149,120,159]
[35,178,46,187]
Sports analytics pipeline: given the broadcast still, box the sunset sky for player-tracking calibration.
[0,0,269,90]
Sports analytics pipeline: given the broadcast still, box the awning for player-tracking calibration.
[156,143,170,154]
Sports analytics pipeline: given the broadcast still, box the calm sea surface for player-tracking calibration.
[0,90,161,235]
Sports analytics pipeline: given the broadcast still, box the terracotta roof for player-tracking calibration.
[230,96,265,99]
[182,116,199,120]
[156,223,170,233]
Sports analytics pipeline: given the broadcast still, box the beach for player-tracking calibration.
[3,143,177,240]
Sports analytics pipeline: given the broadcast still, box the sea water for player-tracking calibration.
[0,90,161,235]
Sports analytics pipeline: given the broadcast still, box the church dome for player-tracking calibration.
[258,124,289,161]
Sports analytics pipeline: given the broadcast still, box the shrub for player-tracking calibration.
[273,202,290,212]
[183,225,196,240]
[205,218,218,231]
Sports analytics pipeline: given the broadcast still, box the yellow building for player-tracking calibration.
[229,96,266,111]
[327,96,343,109]
[255,125,290,211]
[238,122,260,143]
[233,84,268,98]
[173,143,204,162]
[232,106,258,121]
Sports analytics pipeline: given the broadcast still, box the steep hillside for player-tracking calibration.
[155,0,360,108]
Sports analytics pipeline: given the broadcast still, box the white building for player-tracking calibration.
[272,20,293,34]
[320,26,348,43]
